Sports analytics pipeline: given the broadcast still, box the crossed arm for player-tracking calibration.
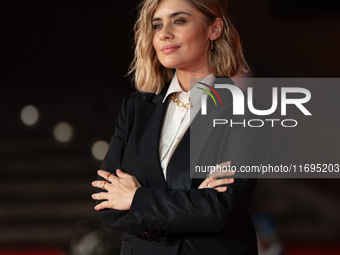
[91,94,269,235]
[92,164,235,211]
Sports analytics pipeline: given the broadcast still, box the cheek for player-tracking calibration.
[152,32,158,49]
[184,28,206,49]
[153,37,164,60]
[153,38,161,60]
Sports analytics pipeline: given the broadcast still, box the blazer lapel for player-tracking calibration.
[133,91,170,188]
[166,127,192,190]
[166,78,235,190]
[166,111,208,190]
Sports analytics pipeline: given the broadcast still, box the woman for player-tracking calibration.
[92,0,269,254]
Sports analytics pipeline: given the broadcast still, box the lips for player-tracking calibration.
[161,45,181,54]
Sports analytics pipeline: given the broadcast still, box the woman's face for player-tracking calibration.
[152,0,211,72]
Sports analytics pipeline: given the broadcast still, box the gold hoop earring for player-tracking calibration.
[210,40,214,50]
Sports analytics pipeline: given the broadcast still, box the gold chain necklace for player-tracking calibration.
[171,93,193,111]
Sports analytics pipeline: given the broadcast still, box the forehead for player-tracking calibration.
[153,0,197,17]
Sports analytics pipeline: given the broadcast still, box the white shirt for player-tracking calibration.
[159,73,215,180]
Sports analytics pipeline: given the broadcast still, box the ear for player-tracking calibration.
[209,18,223,41]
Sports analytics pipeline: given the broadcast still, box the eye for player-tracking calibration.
[174,19,185,24]
[153,23,162,30]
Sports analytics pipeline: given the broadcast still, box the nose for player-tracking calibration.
[159,24,174,41]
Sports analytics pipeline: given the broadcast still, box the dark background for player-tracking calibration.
[1,0,339,254]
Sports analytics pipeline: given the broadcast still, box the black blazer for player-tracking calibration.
[96,82,271,255]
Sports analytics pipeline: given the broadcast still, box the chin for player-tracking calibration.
[161,63,178,69]
[162,64,177,69]
[160,60,184,70]
[158,56,183,68]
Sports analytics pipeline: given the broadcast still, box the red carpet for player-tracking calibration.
[0,249,65,255]
[286,245,340,255]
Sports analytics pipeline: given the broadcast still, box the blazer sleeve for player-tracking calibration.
[126,114,271,236]
[94,95,132,232]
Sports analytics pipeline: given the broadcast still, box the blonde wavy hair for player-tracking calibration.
[129,0,249,94]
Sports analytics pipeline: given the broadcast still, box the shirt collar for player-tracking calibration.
[162,73,215,104]
[163,73,183,103]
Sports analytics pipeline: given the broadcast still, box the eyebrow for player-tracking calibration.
[152,11,192,22]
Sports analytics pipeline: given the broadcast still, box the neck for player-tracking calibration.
[176,67,211,92]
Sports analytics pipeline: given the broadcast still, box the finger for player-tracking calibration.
[107,173,118,183]
[116,169,131,178]
[205,177,217,188]
[92,180,109,190]
[97,170,111,180]
[209,178,234,188]
[92,192,109,201]
[214,186,228,193]
[198,177,215,189]
[221,161,231,166]
[94,201,111,211]
[97,170,117,183]
[208,161,235,179]
[209,161,231,172]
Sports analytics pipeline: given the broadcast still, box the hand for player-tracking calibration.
[92,169,142,211]
[198,161,235,192]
